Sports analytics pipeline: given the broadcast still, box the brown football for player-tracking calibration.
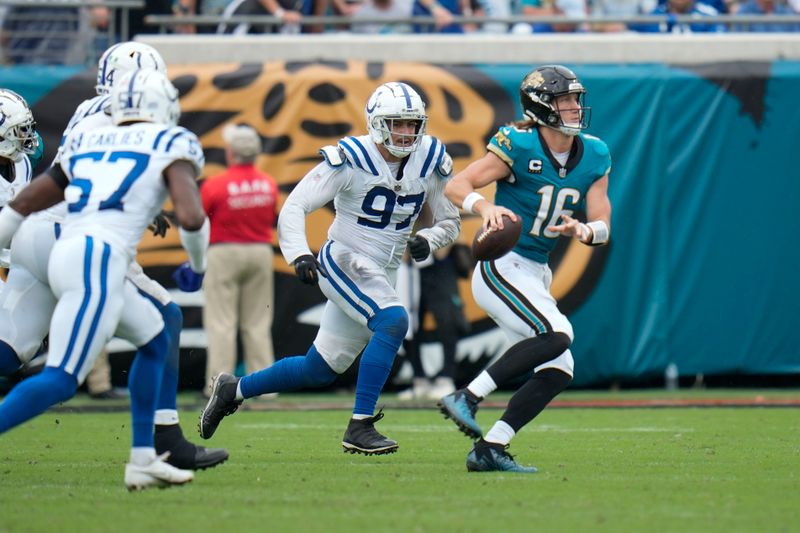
[471,215,523,261]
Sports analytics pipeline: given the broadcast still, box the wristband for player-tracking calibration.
[179,217,210,273]
[462,192,486,215]
[585,220,609,245]
[273,7,285,17]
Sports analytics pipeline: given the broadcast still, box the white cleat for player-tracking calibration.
[124,452,194,491]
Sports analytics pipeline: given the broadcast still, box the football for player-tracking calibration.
[471,215,522,261]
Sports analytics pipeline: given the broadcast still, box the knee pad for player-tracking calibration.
[367,306,409,342]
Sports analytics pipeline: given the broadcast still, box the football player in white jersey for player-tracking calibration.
[0,88,39,260]
[0,70,210,490]
[0,42,228,471]
[199,82,461,455]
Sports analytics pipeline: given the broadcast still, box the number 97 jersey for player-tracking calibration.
[58,122,204,258]
[487,126,611,264]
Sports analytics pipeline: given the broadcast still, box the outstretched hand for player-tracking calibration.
[547,214,590,242]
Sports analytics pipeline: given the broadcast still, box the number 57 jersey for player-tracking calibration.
[58,122,204,258]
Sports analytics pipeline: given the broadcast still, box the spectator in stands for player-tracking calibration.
[201,124,280,398]
[351,0,413,33]
[412,0,473,32]
[217,0,325,34]
[586,0,657,32]
[513,0,588,33]
[631,0,726,32]
[733,0,800,31]
[1,5,90,65]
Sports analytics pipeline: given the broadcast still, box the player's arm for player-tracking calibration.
[0,167,68,249]
[444,151,518,231]
[548,173,611,245]
[165,160,209,273]
[414,177,461,259]
[278,162,346,265]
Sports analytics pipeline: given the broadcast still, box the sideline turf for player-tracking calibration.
[0,406,796,532]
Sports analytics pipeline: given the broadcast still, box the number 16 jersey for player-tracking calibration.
[488,125,611,264]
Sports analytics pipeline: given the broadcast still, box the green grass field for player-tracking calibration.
[0,391,798,533]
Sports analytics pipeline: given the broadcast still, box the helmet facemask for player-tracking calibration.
[366,82,428,158]
[520,65,592,137]
[0,90,39,160]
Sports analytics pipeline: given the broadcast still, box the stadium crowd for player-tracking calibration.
[1,0,799,65]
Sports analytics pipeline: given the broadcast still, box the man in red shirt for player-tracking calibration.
[200,124,279,397]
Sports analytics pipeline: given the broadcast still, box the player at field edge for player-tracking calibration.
[0,41,228,471]
[199,81,461,455]
[0,69,212,489]
[439,65,612,473]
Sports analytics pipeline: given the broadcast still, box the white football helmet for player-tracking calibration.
[96,41,167,96]
[110,70,180,127]
[365,82,427,158]
[0,89,39,160]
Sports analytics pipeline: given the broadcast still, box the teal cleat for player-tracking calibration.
[466,440,538,474]
[438,389,483,439]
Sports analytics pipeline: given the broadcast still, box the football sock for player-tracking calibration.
[128,329,169,448]
[239,345,337,398]
[484,420,516,446]
[486,333,571,386]
[0,340,22,376]
[0,366,77,433]
[500,368,572,432]
[156,301,183,412]
[154,410,180,425]
[467,371,497,399]
[353,306,408,416]
[129,447,157,467]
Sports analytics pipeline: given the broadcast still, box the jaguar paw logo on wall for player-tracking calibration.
[129,61,609,362]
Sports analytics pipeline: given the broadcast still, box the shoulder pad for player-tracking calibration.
[319,145,346,167]
[436,152,453,177]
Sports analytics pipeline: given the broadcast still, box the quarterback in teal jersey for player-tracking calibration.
[439,65,612,473]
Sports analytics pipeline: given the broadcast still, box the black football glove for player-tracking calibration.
[293,254,326,285]
[408,235,431,262]
[148,211,172,238]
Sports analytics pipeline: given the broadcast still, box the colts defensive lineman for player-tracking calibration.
[199,82,461,455]
[0,69,210,490]
[0,89,41,276]
[440,65,612,472]
[0,42,228,470]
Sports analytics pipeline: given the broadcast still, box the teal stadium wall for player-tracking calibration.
[2,60,799,387]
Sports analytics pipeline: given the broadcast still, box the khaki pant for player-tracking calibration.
[85,348,111,395]
[203,243,275,395]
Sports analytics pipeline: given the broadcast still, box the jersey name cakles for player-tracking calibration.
[488,126,611,263]
[59,122,204,258]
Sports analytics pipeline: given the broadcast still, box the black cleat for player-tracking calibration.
[155,424,229,470]
[342,410,398,456]
[438,388,483,439]
[466,439,537,473]
[198,373,242,439]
